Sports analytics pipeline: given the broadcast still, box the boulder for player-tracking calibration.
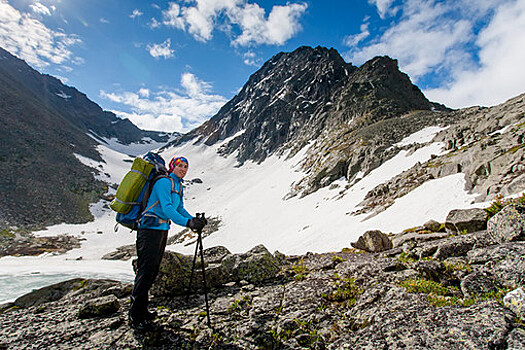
[504,287,524,318]
[150,251,195,296]
[423,219,442,232]
[468,243,525,288]
[460,272,500,299]
[151,245,283,296]
[445,208,488,234]
[203,246,231,264]
[14,278,86,308]
[78,295,120,319]
[221,245,282,284]
[487,203,525,243]
[413,260,444,281]
[351,230,393,253]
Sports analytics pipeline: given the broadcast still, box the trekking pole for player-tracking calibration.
[186,232,200,302]
[197,225,212,328]
[184,213,212,328]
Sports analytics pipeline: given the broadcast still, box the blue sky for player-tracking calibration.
[1,0,524,133]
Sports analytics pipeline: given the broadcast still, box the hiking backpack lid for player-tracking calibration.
[110,152,167,230]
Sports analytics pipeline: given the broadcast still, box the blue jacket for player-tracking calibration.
[138,173,193,231]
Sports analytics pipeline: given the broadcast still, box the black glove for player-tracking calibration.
[187,217,206,231]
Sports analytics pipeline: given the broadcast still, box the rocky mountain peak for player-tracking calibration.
[175,46,435,166]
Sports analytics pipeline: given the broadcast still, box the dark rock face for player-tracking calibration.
[165,46,447,199]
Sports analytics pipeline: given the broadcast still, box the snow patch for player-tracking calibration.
[55,91,71,99]
[394,126,448,147]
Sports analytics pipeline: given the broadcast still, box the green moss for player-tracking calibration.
[324,276,363,307]
[397,251,418,264]
[506,144,525,154]
[0,229,15,238]
[402,278,511,307]
[402,226,419,233]
[400,278,455,296]
[228,295,252,315]
[332,256,345,264]
[291,259,308,281]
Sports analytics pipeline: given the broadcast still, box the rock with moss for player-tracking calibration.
[460,271,501,299]
[487,203,525,243]
[222,245,283,284]
[78,295,120,319]
[151,244,284,297]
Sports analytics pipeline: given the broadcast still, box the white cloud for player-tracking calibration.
[345,0,524,108]
[100,73,227,133]
[138,88,150,98]
[345,1,474,80]
[130,9,143,19]
[242,50,260,66]
[343,22,370,47]
[425,0,525,108]
[0,1,81,68]
[29,2,51,16]
[162,2,186,30]
[160,0,307,46]
[368,0,397,19]
[147,38,175,59]
[100,17,110,24]
[149,17,162,29]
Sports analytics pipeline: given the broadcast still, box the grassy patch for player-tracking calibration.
[271,319,321,348]
[401,278,512,307]
[401,278,454,296]
[485,193,525,219]
[0,229,15,238]
[228,295,252,315]
[291,259,308,281]
[332,255,346,264]
[443,261,472,273]
[323,276,363,307]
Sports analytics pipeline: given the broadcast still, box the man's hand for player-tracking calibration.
[187,217,207,231]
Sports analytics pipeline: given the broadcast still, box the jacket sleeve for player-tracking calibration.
[177,198,193,220]
[155,178,190,227]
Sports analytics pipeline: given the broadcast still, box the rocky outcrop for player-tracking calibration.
[1,205,524,349]
[356,94,525,215]
[0,230,84,258]
[151,244,284,296]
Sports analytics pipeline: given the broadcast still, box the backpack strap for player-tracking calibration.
[139,176,183,220]
[169,177,183,196]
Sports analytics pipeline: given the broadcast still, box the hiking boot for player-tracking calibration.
[129,313,154,332]
[143,309,157,321]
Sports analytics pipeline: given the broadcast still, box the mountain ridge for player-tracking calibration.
[0,46,170,229]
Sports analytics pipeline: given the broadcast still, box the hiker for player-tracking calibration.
[129,156,207,330]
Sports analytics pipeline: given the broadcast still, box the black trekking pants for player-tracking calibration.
[130,228,168,318]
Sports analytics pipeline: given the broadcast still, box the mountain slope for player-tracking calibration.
[0,47,169,229]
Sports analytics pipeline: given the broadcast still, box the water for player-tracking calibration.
[0,272,134,304]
